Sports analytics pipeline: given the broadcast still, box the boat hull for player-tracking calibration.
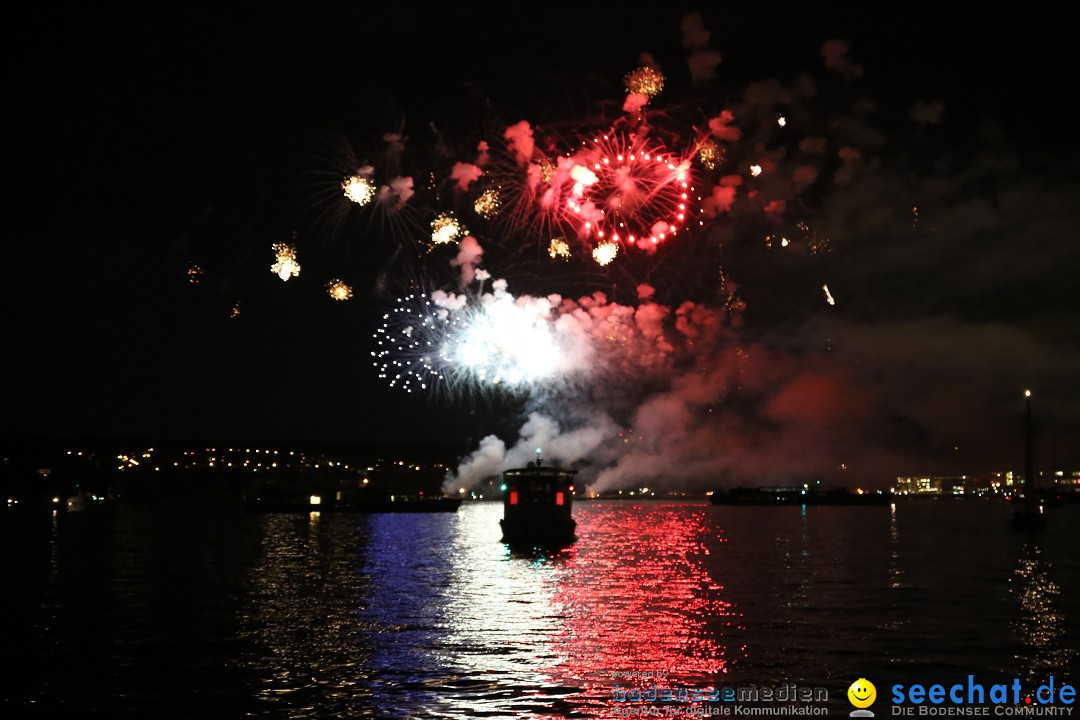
[499,517,576,545]
[500,464,577,545]
[1010,499,1048,532]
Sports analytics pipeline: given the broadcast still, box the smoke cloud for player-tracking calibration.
[504,120,535,165]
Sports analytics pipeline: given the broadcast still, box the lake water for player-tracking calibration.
[2,499,1077,717]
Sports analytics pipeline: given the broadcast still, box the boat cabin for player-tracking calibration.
[500,462,577,543]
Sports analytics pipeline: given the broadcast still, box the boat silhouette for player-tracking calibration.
[1010,390,1048,533]
[499,457,577,545]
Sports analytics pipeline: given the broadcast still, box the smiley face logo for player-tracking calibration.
[848,678,876,709]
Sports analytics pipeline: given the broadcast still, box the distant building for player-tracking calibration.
[1050,470,1080,488]
[894,470,1078,497]
[893,475,991,496]
[894,476,942,495]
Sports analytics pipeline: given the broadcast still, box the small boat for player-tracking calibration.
[65,491,92,512]
[64,489,111,512]
[499,460,577,545]
[1010,498,1047,532]
[1011,390,1048,533]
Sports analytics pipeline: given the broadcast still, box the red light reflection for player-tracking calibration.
[539,503,743,713]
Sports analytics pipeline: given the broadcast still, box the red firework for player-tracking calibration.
[534,128,698,255]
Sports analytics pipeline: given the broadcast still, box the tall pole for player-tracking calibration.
[1024,390,1035,493]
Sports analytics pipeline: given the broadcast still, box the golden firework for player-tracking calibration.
[430,211,467,246]
[624,66,665,100]
[326,279,353,301]
[270,242,301,281]
[548,237,571,260]
[473,188,501,219]
[186,264,203,284]
[342,174,375,205]
[697,139,723,170]
[592,242,619,267]
[797,221,831,255]
[536,155,557,184]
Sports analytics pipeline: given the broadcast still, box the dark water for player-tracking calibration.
[2,499,1077,717]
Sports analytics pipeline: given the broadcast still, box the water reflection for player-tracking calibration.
[342,502,739,718]
[1010,540,1075,684]
[888,502,904,589]
[6,500,1080,718]
[239,512,378,718]
[544,503,741,716]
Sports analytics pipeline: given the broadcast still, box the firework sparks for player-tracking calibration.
[446,289,562,388]
[372,283,571,394]
[724,290,744,314]
[697,139,723,170]
[230,302,241,319]
[371,294,456,394]
[624,66,665,100]
[797,221,831,255]
[473,188,501,219]
[342,173,376,205]
[549,237,571,260]
[536,155,557,184]
[186,264,203,284]
[270,243,301,281]
[593,242,619,266]
[532,129,695,252]
[430,211,467,246]
[326,279,353,301]
[823,284,836,305]
[749,164,763,177]
[777,114,787,127]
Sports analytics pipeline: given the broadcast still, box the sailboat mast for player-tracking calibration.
[1024,390,1036,491]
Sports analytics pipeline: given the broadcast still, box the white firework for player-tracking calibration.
[371,294,458,394]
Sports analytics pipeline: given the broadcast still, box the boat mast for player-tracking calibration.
[1024,390,1036,492]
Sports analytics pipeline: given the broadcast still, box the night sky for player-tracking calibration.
[7,5,1079,488]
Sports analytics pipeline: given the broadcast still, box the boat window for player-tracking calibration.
[555,491,564,506]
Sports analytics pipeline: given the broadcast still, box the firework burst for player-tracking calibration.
[371,293,458,394]
[443,284,564,389]
[342,173,376,205]
[535,128,698,255]
[473,187,501,219]
[326,279,353,301]
[430,211,467,247]
[592,242,619,266]
[696,138,723,170]
[624,66,665,100]
[548,237,572,260]
[372,280,587,396]
[270,243,301,281]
